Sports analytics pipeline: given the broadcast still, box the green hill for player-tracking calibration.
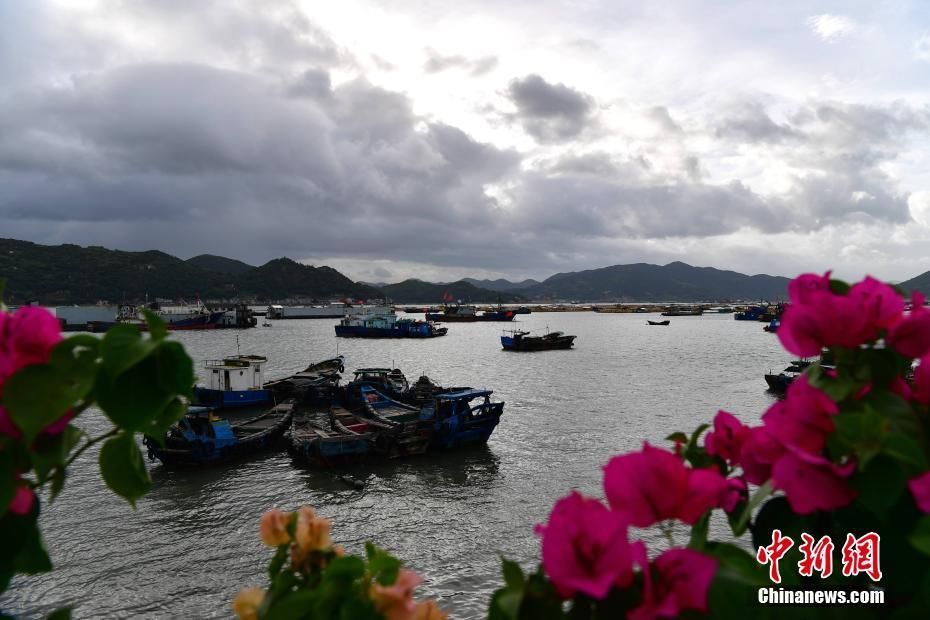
[898,270,930,295]
[523,261,790,301]
[380,279,523,303]
[186,254,254,274]
[0,239,379,304]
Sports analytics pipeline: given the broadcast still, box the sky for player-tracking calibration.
[2,1,930,284]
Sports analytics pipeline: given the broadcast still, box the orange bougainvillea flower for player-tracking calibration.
[232,587,265,620]
[412,599,448,620]
[371,568,423,620]
[295,506,332,553]
[259,508,291,547]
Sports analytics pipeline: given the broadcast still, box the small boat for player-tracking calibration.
[193,355,273,409]
[421,389,505,450]
[344,367,409,401]
[355,387,431,457]
[476,305,517,322]
[763,359,814,394]
[647,320,670,326]
[501,329,576,351]
[335,313,448,338]
[265,356,344,404]
[763,319,780,333]
[401,375,472,406]
[143,401,294,466]
[288,407,374,465]
[262,321,272,327]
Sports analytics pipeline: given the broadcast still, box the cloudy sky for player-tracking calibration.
[2,1,930,284]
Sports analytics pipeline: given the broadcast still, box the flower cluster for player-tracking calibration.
[237,506,447,620]
[495,271,930,619]
[1,306,64,516]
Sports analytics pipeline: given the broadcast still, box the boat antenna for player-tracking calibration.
[236,334,240,356]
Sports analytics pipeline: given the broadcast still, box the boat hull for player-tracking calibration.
[501,335,576,351]
[334,325,446,338]
[192,387,273,409]
[425,313,477,322]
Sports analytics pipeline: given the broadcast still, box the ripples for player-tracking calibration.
[2,313,786,618]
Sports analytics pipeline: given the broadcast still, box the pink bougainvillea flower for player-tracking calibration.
[232,587,265,620]
[259,508,291,547]
[704,410,751,463]
[890,376,913,402]
[776,304,826,357]
[9,484,35,515]
[604,443,727,527]
[914,355,930,405]
[887,292,930,360]
[762,376,838,454]
[788,272,832,305]
[371,568,422,620]
[771,448,856,515]
[4,306,62,378]
[722,477,748,513]
[629,548,718,620]
[412,600,448,620]
[848,276,905,332]
[536,491,634,599]
[737,426,784,485]
[908,471,930,514]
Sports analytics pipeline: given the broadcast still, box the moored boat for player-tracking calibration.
[355,387,431,457]
[193,355,273,409]
[288,407,374,465]
[420,389,504,449]
[661,306,703,316]
[335,314,447,338]
[647,320,670,326]
[143,401,294,466]
[426,304,478,322]
[343,367,409,401]
[763,359,814,395]
[500,329,576,351]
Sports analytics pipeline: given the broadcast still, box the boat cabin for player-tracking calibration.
[432,389,497,419]
[204,355,267,391]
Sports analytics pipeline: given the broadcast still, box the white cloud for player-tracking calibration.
[914,35,930,63]
[806,14,857,41]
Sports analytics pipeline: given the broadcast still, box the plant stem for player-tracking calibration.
[62,427,120,469]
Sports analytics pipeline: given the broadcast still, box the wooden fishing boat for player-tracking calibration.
[143,401,294,466]
[421,389,505,450]
[647,320,670,326]
[355,386,431,457]
[193,355,273,409]
[764,359,814,395]
[288,408,375,465]
[500,329,576,351]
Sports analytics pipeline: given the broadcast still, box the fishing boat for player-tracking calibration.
[420,389,505,449]
[335,313,448,338]
[401,375,472,406]
[647,320,670,326]
[763,359,814,394]
[763,318,780,333]
[661,307,703,317]
[426,304,478,322]
[288,407,375,465]
[265,356,344,404]
[343,367,409,401]
[476,305,517,322]
[143,401,294,466]
[500,329,576,351]
[193,355,273,409]
[355,386,431,457]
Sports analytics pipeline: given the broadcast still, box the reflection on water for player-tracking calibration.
[2,313,787,619]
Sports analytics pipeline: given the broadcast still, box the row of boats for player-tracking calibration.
[142,356,506,467]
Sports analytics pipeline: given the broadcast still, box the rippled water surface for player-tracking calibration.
[4,313,789,618]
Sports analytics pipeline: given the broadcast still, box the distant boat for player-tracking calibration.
[426,304,478,322]
[501,329,576,351]
[763,318,780,333]
[764,359,814,394]
[143,401,294,466]
[647,320,670,326]
[335,313,447,338]
[661,307,703,316]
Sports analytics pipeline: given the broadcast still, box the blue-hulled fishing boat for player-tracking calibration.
[335,314,447,338]
[501,329,575,351]
[420,389,504,449]
[355,386,431,457]
[192,355,273,409]
[143,401,294,466]
[288,407,376,465]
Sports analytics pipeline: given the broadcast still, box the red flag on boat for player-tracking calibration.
[442,291,453,302]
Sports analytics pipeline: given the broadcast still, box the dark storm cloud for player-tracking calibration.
[506,74,597,142]
[0,62,523,264]
[423,49,498,76]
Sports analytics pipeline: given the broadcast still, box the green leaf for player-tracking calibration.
[324,555,365,581]
[883,433,929,470]
[688,511,710,551]
[46,606,73,620]
[489,589,522,620]
[910,516,930,556]
[832,409,885,468]
[366,543,401,586]
[100,325,155,378]
[49,468,66,503]
[4,365,83,443]
[0,450,13,520]
[665,431,688,444]
[264,590,317,620]
[705,542,770,587]
[689,423,710,446]
[731,480,772,537]
[853,455,906,519]
[141,398,187,443]
[98,432,150,507]
[96,357,176,431]
[0,503,52,583]
[501,557,526,590]
[155,341,194,397]
[268,545,288,580]
[31,425,84,485]
[141,309,167,341]
[828,279,850,295]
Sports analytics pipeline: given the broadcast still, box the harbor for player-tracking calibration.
[6,311,791,618]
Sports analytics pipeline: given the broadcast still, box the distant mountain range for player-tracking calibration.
[6,237,927,305]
